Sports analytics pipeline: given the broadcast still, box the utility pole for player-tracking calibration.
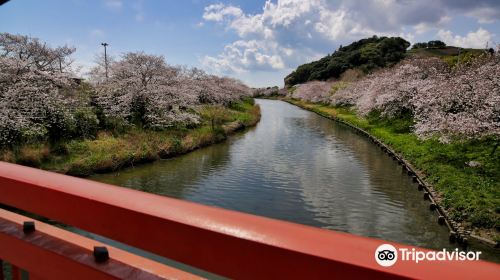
[101,42,109,80]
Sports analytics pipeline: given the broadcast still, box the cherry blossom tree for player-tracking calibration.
[178,66,252,105]
[332,57,449,117]
[413,55,500,143]
[291,81,335,103]
[0,32,253,146]
[91,52,252,129]
[0,33,75,73]
[0,33,77,146]
[91,52,197,128]
[316,55,498,143]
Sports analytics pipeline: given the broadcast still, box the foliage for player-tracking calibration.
[428,40,447,48]
[284,36,410,87]
[1,99,260,176]
[0,32,253,149]
[413,56,500,142]
[72,107,100,139]
[0,33,77,146]
[412,40,446,49]
[199,105,227,131]
[327,56,499,142]
[441,50,482,67]
[90,53,251,130]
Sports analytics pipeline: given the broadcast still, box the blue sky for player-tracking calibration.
[1,0,499,87]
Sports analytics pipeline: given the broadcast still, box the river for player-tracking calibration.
[91,99,499,262]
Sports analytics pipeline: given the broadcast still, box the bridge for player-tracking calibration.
[0,161,498,279]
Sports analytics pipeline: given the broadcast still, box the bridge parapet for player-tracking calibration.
[0,162,498,279]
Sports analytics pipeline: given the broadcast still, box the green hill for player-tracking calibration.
[284,36,410,87]
[285,37,487,87]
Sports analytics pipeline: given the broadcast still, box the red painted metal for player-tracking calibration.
[0,161,499,279]
[11,265,20,280]
[0,208,200,280]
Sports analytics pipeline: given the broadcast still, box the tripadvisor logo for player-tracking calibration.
[375,244,398,267]
[375,243,482,267]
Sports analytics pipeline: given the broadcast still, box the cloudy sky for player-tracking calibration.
[1,0,499,87]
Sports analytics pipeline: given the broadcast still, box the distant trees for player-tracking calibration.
[428,40,447,48]
[411,40,446,49]
[284,36,410,87]
[252,86,285,97]
[411,42,428,49]
[291,81,336,104]
[0,32,252,147]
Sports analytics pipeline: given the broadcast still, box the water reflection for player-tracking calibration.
[92,99,498,262]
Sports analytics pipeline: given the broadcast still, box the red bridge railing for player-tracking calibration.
[0,161,498,279]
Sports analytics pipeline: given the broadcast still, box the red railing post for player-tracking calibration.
[0,209,200,280]
[11,265,20,280]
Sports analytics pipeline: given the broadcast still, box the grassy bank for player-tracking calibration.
[0,99,260,177]
[286,98,499,242]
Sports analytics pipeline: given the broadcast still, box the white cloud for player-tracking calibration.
[200,0,499,82]
[202,4,243,22]
[438,28,494,48]
[201,0,342,73]
[201,40,288,74]
[413,16,450,35]
[314,8,375,41]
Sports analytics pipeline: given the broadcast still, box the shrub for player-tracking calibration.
[199,105,228,131]
[72,108,100,139]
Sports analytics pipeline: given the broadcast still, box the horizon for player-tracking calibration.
[1,0,499,87]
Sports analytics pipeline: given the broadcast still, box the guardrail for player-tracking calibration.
[0,161,498,279]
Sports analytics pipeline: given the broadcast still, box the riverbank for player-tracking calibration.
[284,98,499,246]
[0,99,261,177]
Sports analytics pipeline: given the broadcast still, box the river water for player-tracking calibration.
[91,99,498,262]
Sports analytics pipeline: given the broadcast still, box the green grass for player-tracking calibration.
[287,99,500,240]
[407,46,485,66]
[0,100,261,177]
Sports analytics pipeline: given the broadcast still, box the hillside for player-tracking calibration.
[285,37,487,87]
[408,46,485,66]
[284,36,410,87]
